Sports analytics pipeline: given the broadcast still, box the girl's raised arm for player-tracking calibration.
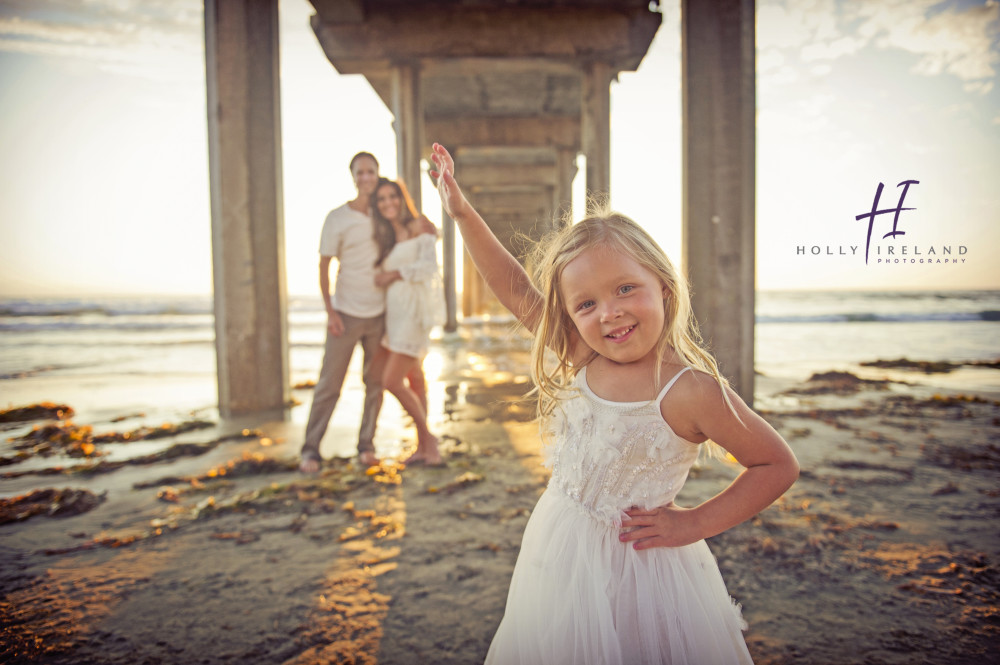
[430,143,542,331]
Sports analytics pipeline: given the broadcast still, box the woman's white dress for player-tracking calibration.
[381,233,443,358]
[485,367,753,665]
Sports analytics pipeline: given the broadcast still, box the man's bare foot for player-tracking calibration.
[358,450,380,467]
[299,457,320,474]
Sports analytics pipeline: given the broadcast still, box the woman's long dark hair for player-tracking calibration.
[371,177,419,267]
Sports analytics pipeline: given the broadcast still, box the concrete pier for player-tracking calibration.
[681,0,757,402]
[201,0,758,412]
[309,0,659,318]
[205,0,289,415]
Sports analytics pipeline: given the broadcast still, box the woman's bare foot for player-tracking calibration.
[404,450,426,465]
[419,435,444,467]
[421,452,445,467]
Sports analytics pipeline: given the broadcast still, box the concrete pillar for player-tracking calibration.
[205,0,289,415]
[391,62,423,210]
[680,0,756,403]
[463,250,487,317]
[555,147,577,224]
[581,62,612,200]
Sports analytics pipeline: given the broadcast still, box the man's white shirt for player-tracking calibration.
[319,203,385,318]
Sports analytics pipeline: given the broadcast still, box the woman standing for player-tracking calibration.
[371,178,445,466]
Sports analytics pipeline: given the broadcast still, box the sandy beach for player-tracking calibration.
[2,325,998,664]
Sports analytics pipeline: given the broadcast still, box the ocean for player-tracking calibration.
[753,290,1000,381]
[1,290,998,460]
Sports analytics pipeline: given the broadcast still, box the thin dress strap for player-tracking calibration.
[654,367,691,403]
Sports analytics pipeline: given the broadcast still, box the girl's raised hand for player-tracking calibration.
[430,142,471,221]
[619,503,703,550]
[427,141,542,331]
[428,142,454,180]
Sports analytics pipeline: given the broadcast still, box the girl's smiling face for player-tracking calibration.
[375,184,403,223]
[560,245,667,366]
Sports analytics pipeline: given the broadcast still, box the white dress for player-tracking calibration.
[485,367,753,665]
[381,233,443,358]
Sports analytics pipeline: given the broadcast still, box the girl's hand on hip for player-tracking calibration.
[619,503,702,550]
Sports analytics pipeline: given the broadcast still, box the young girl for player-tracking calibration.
[430,143,798,664]
[371,178,445,466]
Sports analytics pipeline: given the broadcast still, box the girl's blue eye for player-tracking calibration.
[577,300,594,311]
[619,285,634,294]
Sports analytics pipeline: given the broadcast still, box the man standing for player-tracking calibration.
[300,152,386,472]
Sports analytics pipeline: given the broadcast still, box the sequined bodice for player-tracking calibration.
[544,367,701,527]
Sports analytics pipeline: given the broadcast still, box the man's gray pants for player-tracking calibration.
[301,311,385,460]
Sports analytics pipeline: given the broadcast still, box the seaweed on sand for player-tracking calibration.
[0,488,105,525]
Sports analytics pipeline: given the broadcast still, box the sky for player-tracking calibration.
[0,0,998,298]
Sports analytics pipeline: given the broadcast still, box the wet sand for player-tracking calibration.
[2,335,998,664]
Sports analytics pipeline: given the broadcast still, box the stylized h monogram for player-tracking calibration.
[856,180,919,264]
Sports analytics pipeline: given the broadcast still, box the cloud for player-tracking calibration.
[758,0,842,51]
[800,35,866,61]
[758,0,1000,90]
[757,4,807,50]
[963,78,994,94]
[856,0,1000,85]
[0,0,202,81]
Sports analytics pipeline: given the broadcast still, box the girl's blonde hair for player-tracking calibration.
[528,210,737,452]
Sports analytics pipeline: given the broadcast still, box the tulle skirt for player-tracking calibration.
[485,489,753,665]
